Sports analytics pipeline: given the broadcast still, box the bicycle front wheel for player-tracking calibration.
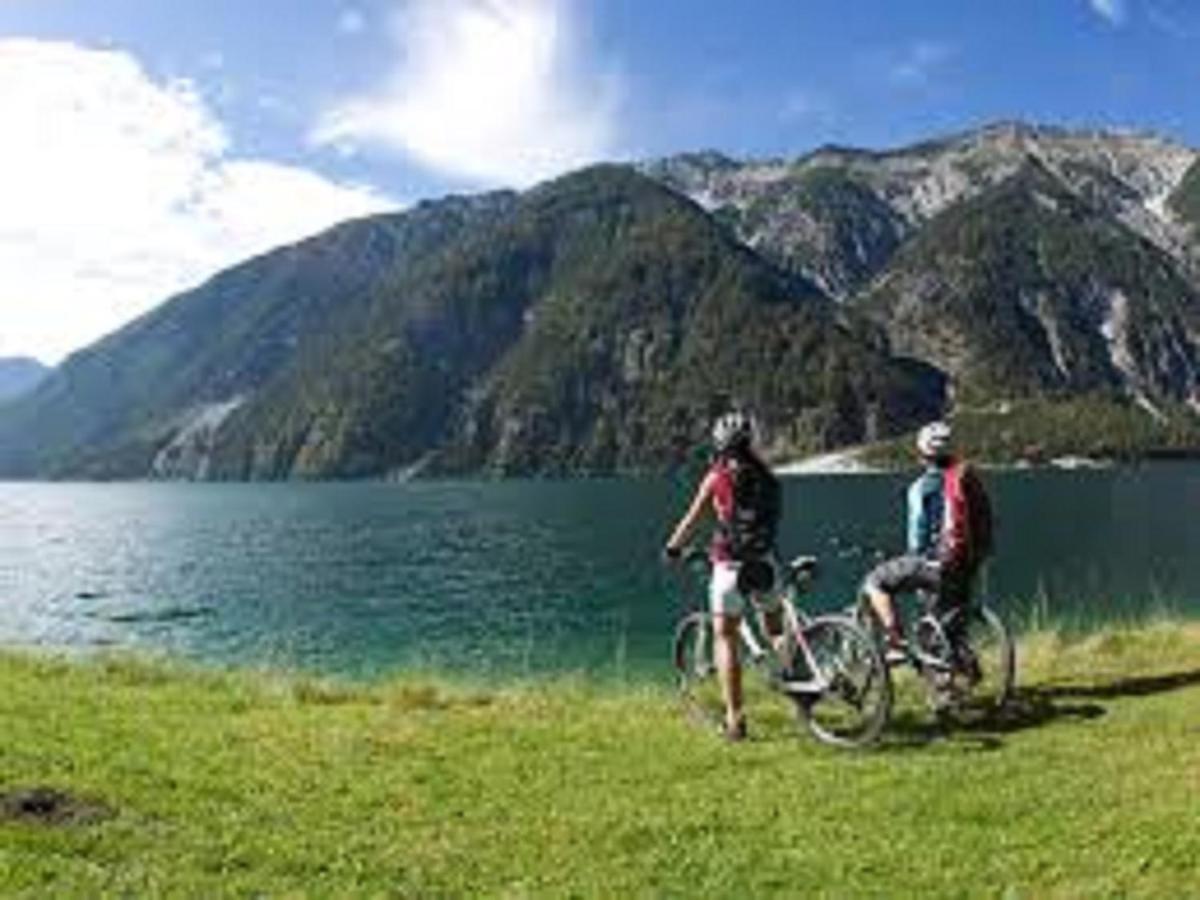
[793,614,892,749]
[672,612,723,727]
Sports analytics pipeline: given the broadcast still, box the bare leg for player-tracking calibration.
[713,613,744,735]
[761,606,791,672]
[865,586,904,648]
[761,606,783,647]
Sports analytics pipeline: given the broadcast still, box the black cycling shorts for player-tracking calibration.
[862,554,941,597]
[862,554,974,609]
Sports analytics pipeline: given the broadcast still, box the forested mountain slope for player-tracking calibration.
[0,167,942,478]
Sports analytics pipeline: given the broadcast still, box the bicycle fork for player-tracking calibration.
[738,618,770,662]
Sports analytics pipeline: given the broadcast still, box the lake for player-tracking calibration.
[2,464,1199,680]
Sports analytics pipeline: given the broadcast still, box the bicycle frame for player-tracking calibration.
[672,548,894,747]
[681,551,834,694]
[853,583,1013,710]
[909,598,970,668]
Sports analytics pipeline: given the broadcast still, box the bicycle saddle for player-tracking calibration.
[788,556,818,577]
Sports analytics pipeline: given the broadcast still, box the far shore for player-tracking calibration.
[774,447,1123,476]
[773,447,879,476]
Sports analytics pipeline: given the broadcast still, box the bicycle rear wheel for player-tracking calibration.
[672,612,723,727]
[792,614,892,748]
[954,603,1015,715]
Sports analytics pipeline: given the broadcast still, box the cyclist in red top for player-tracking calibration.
[664,411,783,741]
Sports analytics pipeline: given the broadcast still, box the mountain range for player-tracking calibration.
[2,121,1199,479]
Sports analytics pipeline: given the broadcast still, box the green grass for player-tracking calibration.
[2,625,1200,897]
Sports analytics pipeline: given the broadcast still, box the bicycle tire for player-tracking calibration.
[918,601,1015,716]
[672,612,723,727]
[791,614,892,749]
[958,603,1016,714]
[846,602,887,654]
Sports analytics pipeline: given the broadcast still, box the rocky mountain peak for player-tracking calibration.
[642,122,1199,298]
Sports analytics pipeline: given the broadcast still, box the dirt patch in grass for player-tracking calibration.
[0,786,115,826]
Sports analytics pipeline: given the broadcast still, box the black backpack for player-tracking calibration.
[723,455,781,561]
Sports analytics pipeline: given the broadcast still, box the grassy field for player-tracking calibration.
[2,623,1199,897]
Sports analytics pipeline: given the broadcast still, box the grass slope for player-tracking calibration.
[2,625,1200,896]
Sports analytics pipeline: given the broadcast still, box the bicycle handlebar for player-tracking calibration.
[663,545,820,585]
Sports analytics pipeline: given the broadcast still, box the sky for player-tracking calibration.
[2,0,1199,364]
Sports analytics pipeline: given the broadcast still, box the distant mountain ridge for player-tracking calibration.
[1,121,1199,479]
[0,358,48,403]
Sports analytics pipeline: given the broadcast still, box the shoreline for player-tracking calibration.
[6,605,1199,686]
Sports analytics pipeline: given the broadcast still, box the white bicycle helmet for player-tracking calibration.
[712,411,753,453]
[916,420,952,459]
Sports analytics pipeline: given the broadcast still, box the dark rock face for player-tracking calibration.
[1169,158,1200,231]
[856,161,1200,407]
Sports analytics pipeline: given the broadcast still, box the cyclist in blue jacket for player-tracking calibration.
[861,421,988,661]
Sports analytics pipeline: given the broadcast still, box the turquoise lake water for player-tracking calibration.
[1,464,1198,680]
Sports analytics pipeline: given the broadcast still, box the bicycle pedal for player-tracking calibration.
[778,675,822,696]
[884,646,909,666]
[766,668,793,692]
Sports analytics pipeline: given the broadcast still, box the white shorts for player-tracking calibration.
[709,561,782,618]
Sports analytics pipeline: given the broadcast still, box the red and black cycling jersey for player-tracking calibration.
[708,452,780,564]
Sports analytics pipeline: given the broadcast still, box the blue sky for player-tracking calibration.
[2,0,1199,362]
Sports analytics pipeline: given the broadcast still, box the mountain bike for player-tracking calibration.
[670,549,891,748]
[852,586,1015,719]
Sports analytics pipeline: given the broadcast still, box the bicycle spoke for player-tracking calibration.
[794,616,891,748]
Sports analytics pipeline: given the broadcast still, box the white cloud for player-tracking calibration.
[779,88,836,126]
[1146,2,1194,36]
[338,8,367,35]
[311,0,623,189]
[1088,0,1128,25]
[888,41,953,87]
[0,39,397,364]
